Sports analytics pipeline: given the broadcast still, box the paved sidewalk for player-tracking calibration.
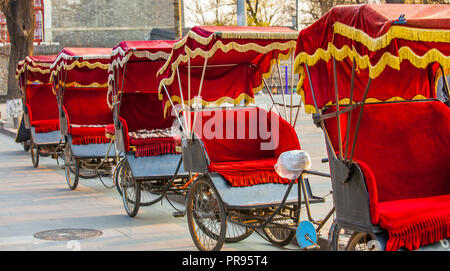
[0,94,335,251]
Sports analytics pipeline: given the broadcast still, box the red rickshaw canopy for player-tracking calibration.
[157,26,298,116]
[16,55,57,87]
[108,40,176,97]
[294,4,450,113]
[50,47,112,91]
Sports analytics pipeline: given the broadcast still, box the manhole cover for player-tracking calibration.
[33,229,102,241]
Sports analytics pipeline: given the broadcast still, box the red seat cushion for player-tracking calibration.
[377,194,450,251]
[70,125,106,137]
[209,158,291,187]
[31,119,60,133]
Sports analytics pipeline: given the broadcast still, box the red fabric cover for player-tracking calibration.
[62,86,113,145]
[69,125,110,145]
[63,87,113,127]
[25,84,60,133]
[158,26,297,113]
[117,92,176,156]
[110,40,175,93]
[71,135,110,145]
[300,59,438,113]
[191,107,301,186]
[51,48,111,88]
[377,194,450,251]
[130,137,178,157]
[295,4,450,111]
[119,93,174,132]
[33,119,60,133]
[324,100,450,250]
[209,158,292,187]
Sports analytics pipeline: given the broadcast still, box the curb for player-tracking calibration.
[0,122,16,138]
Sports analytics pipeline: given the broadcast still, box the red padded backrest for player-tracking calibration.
[119,92,174,132]
[26,84,59,122]
[325,101,450,202]
[63,87,112,125]
[191,107,300,164]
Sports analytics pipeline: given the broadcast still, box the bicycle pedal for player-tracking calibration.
[172,211,185,218]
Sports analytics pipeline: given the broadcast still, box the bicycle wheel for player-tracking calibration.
[262,206,299,247]
[328,220,353,251]
[225,216,254,243]
[64,145,79,190]
[346,232,379,251]
[30,144,39,168]
[186,177,226,251]
[119,160,141,217]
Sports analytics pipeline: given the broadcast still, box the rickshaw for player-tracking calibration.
[107,40,191,217]
[157,26,335,251]
[50,48,119,190]
[293,4,450,251]
[15,55,65,168]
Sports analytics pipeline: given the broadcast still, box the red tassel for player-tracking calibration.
[34,122,60,133]
[386,213,450,251]
[218,170,292,187]
[72,135,111,145]
[134,142,178,157]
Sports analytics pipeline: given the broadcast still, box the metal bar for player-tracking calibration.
[301,175,314,222]
[276,61,288,119]
[290,53,294,125]
[315,206,335,233]
[349,78,372,164]
[332,58,343,159]
[344,59,356,161]
[176,66,189,133]
[263,78,282,116]
[163,85,188,136]
[191,58,208,139]
[117,61,128,117]
[440,65,450,100]
[187,57,191,134]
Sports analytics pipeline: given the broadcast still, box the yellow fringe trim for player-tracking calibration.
[298,89,429,114]
[50,61,109,83]
[163,92,255,118]
[334,22,450,52]
[52,82,108,95]
[158,40,297,99]
[218,30,299,40]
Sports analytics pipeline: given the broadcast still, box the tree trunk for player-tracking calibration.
[3,0,34,99]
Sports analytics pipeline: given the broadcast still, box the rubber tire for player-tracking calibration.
[65,146,79,190]
[186,177,226,251]
[119,160,141,217]
[262,208,299,247]
[30,144,39,168]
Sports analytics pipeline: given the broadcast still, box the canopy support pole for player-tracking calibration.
[186,57,191,135]
[117,61,128,117]
[177,66,189,134]
[290,51,295,125]
[304,64,337,159]
[191,58,208,139]
[344,59,356,162]
[440,65,450,101]
[349,77,372,165]
[332,58,343,159]
[163,85,188,136]
[276,61,288,120]
[263,78,282,116]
